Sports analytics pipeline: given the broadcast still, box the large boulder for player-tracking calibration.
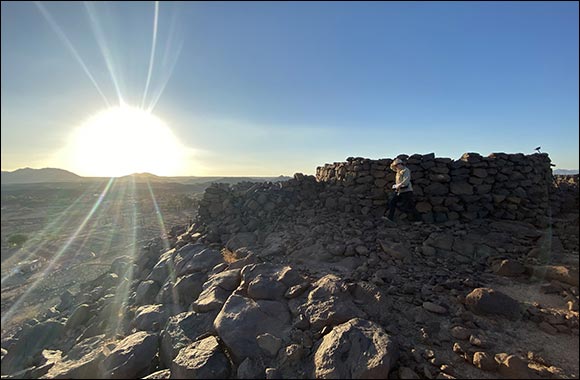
[240,264,305,289]
[160,311,217,368]
[247,274,287,300]
[42,335,106,379]
[237,357,265,379]
[191,269,241,313]
[214,294,291,363]
[314,318,399,379]
[174,243,223,277]
[64,304,92,331]
[291,274,365,331]
[134,304,170,332]
[135,280,161,305]
[173,272,206,306]
[465,288,522,320]
[100,331,158,379]
[1,320,65,375]
[171,336,230,379]
[147,250,175,284]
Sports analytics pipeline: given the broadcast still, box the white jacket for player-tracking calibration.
[395,167,413,193]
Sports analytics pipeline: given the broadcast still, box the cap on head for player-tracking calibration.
[390,158,405,169]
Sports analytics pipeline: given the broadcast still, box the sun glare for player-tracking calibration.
[68,106,188,177]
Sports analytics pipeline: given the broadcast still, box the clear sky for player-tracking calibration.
[2,1,579,176]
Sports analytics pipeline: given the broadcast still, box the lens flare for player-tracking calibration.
[67,105,188,177]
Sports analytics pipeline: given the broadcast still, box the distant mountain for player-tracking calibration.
[1,168,292,185]
[1,168,82,184]
[118,172,165,183]
[554,169,579,175]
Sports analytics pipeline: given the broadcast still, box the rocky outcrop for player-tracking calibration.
[2,152,578,380]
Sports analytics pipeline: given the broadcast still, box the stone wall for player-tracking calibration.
[551,174,579,216]
[315,152,554,225]
[197,153,561,232]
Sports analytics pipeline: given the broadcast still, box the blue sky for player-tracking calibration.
[1,1,578,176]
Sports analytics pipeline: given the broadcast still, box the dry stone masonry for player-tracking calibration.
[1,152,578,380]
[198,153,558,234]
[316,152,554,225]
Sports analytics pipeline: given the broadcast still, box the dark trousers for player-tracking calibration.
[387,191,418,221]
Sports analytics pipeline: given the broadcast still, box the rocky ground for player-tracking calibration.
[1,179,578,379]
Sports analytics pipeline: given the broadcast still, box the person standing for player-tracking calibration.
[384,158,419,223]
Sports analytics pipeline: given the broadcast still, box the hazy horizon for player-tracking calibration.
[0,166,293,178]
[1,1,578,177]
[2,160,579,179]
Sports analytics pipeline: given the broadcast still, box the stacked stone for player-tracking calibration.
[316,152,553,225]
[486,153,552,226]
[316,157,394,217]
[198,152,554,228]
[197,175,322,239]
[551,175,579,216]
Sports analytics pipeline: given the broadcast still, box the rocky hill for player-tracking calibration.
[1,153,578,379]
[1,168,82,184]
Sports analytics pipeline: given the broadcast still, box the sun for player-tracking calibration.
[67,106,189,177]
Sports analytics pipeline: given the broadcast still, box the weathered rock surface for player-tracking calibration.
[160,311,217,368]
[465,288,522,320]
[313,318,399,379]
[214,294,291,363]
[100,331,158,379]
[42,335,105,379]
[171,336,230,379]
[3,155,578,380]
